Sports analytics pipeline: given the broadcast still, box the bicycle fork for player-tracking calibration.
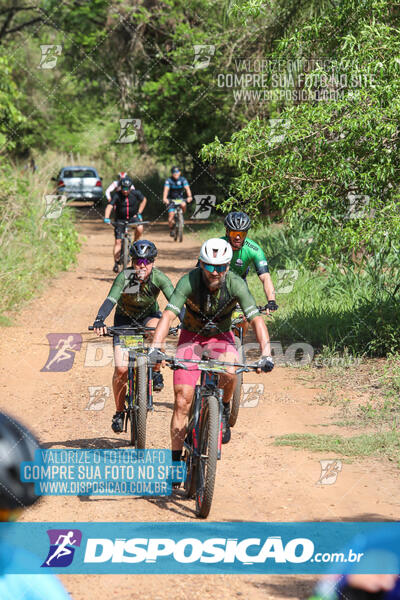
[191,385,224,459]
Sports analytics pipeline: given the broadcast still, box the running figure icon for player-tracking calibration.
[45,531,77,566]
[41,333,82,372]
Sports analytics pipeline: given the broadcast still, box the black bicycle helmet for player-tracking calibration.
[120,176,133,191]
[0,412,40,510]
[130,240,157,260]
[224,211,251,231]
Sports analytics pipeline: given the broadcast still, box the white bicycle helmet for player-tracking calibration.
[199,238,233,265]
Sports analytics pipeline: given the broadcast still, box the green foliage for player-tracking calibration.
[0,162,80,319]
[0,54,26,153]
[275,431,400,466]
[201,0,400,263]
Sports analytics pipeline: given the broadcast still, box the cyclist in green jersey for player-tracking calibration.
[149,238,274,449]
[92,240,175,433]
[223,211,277,312]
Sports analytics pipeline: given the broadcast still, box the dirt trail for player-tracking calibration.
[0,209,398,599]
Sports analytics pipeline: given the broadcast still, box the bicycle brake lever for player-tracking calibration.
[170,361,189,371]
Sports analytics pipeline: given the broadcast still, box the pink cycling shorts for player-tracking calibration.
[173,328,239,388]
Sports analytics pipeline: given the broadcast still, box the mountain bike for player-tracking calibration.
[230,304,271,427]
[88,324,178,448]
[112,220,150,271]
[164,353,268,518]
[170,200,184,242]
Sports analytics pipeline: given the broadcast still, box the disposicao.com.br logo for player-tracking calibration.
[82,536,363,566]
[31,523,376,574]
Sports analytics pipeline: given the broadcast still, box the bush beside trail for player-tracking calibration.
[0,162,80,324]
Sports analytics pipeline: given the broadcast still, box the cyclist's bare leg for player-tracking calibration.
[181,201,187,213]
[217,351,237,403]
[237,318,249,337]
[114,239,122,262]
[134,225,143,241]
[113,345,128,411]
[168,211,175,230]
[171,384,195,451]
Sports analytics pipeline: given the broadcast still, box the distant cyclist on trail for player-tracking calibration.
[104,176,147,273]
[223,211,278,333]
[163,166,193,236]
[105,171,135,202]
[92,240,176,434]
[149,238,274,451]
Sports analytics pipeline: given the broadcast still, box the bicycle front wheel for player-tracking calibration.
[135,358,148,449]
[129,408,135,446]
[122,236,130,270]
[178,210,183,242]
[196,395,219,518]
[183,400,197,499]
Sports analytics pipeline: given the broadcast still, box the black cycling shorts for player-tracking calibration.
[113,311,162,346]
[114,219,142,240]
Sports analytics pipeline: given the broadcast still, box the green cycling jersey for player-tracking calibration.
[166,268,260,336]
[221,235,269,279]
[104,267,174,321]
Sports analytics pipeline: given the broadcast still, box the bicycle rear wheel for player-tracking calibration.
[230,336,244,427]
[135,358,148,449]
[195,395,219,518]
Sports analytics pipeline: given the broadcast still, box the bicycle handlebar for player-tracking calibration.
[160,353,265,374]
[88,325,179,336]
[110,220,149,228]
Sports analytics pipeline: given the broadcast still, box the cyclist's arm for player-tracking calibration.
[156,271,175,302]
[105,181,117,202]
[95,272,126,322]
[153,274,190,345]
[184,184,192,203]
[151,310,176,348]
[104,203,113,219]
[250,315,271,356]
[138,195,147,215]
[235,277,271,354]
[163,181,170,203]
[259,272,276,302]
[251,243,275,302]
[105,192,117,219]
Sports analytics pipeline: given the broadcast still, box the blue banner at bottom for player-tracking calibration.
[0,522,399,574]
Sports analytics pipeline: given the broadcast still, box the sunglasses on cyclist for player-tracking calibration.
[228,230,247,240]
[134,258,153,266]
[203,263,228,273]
